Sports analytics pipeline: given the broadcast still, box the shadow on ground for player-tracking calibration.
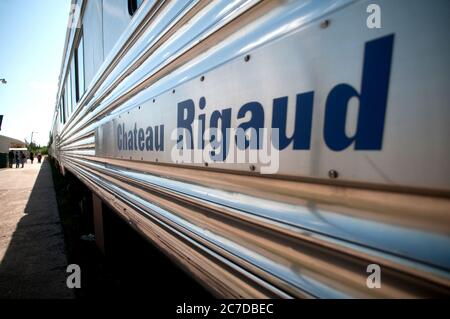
[0,159,73,298]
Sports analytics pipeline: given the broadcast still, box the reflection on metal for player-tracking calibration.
[50,0,450,298]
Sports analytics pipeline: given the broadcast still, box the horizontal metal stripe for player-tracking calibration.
[59,0,351,146]
[58,155,450,297]
[61,150,96,156]
[76,155,450,231]
[52,0,450,298]
[72,154,450,227]
[56,0,164,137]
[86,0,206,113]
[60,144,96,151]
[59,135,95,149]
[63,157,355,297]
[68,156,450,274]
[58,127,95,148]
[62,158,295,298]
[58,0,204,141]
[59,0,263,143]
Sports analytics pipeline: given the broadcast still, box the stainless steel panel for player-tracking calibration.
[96,0,450,191]
[83,0,104,86]
[51,0,450,298]
[102,0,132,58]
[60,155,450,297]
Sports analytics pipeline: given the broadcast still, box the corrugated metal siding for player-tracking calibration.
[51,0,450,297]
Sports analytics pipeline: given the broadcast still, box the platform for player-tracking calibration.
[0,158,74,298]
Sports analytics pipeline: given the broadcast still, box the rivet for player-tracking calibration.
[328,169,339,179]
[320,19,330,29]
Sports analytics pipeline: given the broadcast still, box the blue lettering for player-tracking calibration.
[272,92,314,150]
[177,99,195,149]
[118,124,122,150]
[138,128,145,151]
[210,108,231,161]
[155,125,164,151]
[237,102,264,150]
[145,126,153,151]
[324,34,394,151]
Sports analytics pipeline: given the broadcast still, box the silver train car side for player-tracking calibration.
[50,0,450,298]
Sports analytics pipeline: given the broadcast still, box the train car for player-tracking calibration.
[50,0,450,298]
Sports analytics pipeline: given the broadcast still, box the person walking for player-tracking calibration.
[37,152,42,164]
[15,152,20,168]
[20,151,26,168]
[30,151,34,164]
[8,150,14,168]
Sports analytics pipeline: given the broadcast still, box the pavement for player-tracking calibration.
[0,158,74,298]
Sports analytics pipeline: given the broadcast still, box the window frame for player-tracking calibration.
[75,32,85,102]
[70,58,77,107]
[66,72,73,115]
[61,93,66,124]
[128,0,144,16]
[59,101,63,123]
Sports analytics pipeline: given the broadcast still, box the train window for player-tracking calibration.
[66,74,72,116]
[70,58,77,107]
[75,34,85,100]
[61,94,66,124]
[128,0,144,16]
[59,101,63,123]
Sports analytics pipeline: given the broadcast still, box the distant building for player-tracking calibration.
[0,135,27,153]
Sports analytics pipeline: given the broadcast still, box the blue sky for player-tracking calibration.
[0,0,70,146]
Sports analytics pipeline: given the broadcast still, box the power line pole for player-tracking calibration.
[1,78,6,131]
[30,131,38,150]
